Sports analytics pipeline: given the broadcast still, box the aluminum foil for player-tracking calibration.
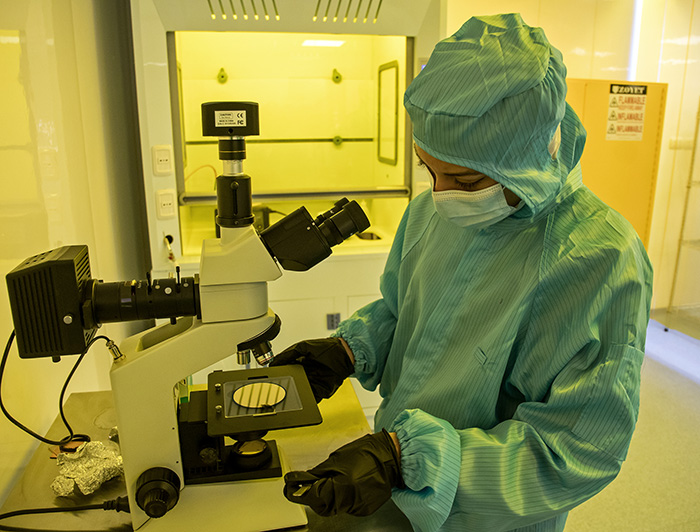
[51,441,123,496]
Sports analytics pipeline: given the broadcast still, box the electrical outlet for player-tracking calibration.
[326,313,341,330]
[156,189,177,219]
[152,145,174,176]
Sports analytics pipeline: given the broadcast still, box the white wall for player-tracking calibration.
[639,1,700,312]
[444,1,637,78]
[0,0,149,505]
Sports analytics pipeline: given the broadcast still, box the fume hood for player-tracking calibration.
[129,0,435,278]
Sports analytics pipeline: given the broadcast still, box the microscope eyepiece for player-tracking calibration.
[259,198,370,272]
[316,200,370,247]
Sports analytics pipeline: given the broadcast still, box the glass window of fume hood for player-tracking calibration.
[170,31,411,257]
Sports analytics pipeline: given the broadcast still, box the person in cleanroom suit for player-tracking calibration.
[270,13,653,532]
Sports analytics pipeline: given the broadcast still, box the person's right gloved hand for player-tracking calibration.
[268,338,354,402]
[282,429,404,517]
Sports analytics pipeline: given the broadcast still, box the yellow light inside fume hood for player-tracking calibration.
[218,0,227,19]
[302,40,345,47]
[333,0,341,22]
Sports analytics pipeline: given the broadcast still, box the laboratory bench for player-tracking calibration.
[0,381,411,531]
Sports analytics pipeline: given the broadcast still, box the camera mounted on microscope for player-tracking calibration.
[202,101,370,271]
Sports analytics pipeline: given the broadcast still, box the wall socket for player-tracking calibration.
[326,313,341,330]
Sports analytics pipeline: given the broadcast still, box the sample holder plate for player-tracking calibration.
[207,365,322,437]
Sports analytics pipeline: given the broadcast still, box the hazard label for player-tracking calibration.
[606,84,646,141]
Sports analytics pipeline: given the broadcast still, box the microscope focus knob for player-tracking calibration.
[135,467,181,518]
[141,489,169,518]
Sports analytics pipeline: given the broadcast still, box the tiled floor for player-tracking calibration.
[645,319,700,384]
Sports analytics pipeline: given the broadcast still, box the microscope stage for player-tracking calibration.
[206,365,322,436]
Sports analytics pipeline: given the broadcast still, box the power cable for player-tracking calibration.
[0,496,129,531]
[0,331,113,448]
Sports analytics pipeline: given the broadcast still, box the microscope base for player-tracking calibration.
[137,473,307,531]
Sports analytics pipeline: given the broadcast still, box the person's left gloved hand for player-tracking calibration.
[268,338,354,403]
[282,429,404,517]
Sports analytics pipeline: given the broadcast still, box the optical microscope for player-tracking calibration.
[5,102,370,531]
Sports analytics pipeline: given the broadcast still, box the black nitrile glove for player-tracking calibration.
[282,429,404,517]
[269,338,354,402]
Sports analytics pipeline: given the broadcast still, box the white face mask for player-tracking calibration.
[432,183,521,229]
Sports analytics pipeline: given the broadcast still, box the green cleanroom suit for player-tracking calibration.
[334,14,653,532]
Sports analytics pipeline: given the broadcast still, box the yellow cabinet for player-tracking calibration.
[566,79,667,247]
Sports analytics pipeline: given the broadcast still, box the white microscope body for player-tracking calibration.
[110,223,305,531]
[109,102,369,530]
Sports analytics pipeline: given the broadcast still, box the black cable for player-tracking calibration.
[0,496,130,520]
[0,331,112,448]
[2,503,100,520]
[0,496,130,531]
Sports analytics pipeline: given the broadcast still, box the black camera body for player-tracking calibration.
[6,245,202,361]
[6,246,95,360]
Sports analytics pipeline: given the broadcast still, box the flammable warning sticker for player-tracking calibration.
[606,84,647,141]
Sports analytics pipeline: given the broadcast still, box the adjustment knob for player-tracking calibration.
[135,467,181,518]
[141,488,169,518]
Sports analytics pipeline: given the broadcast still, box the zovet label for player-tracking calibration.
[606,84,647,141]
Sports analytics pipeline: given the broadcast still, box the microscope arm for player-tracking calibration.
[111,311,277,529]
